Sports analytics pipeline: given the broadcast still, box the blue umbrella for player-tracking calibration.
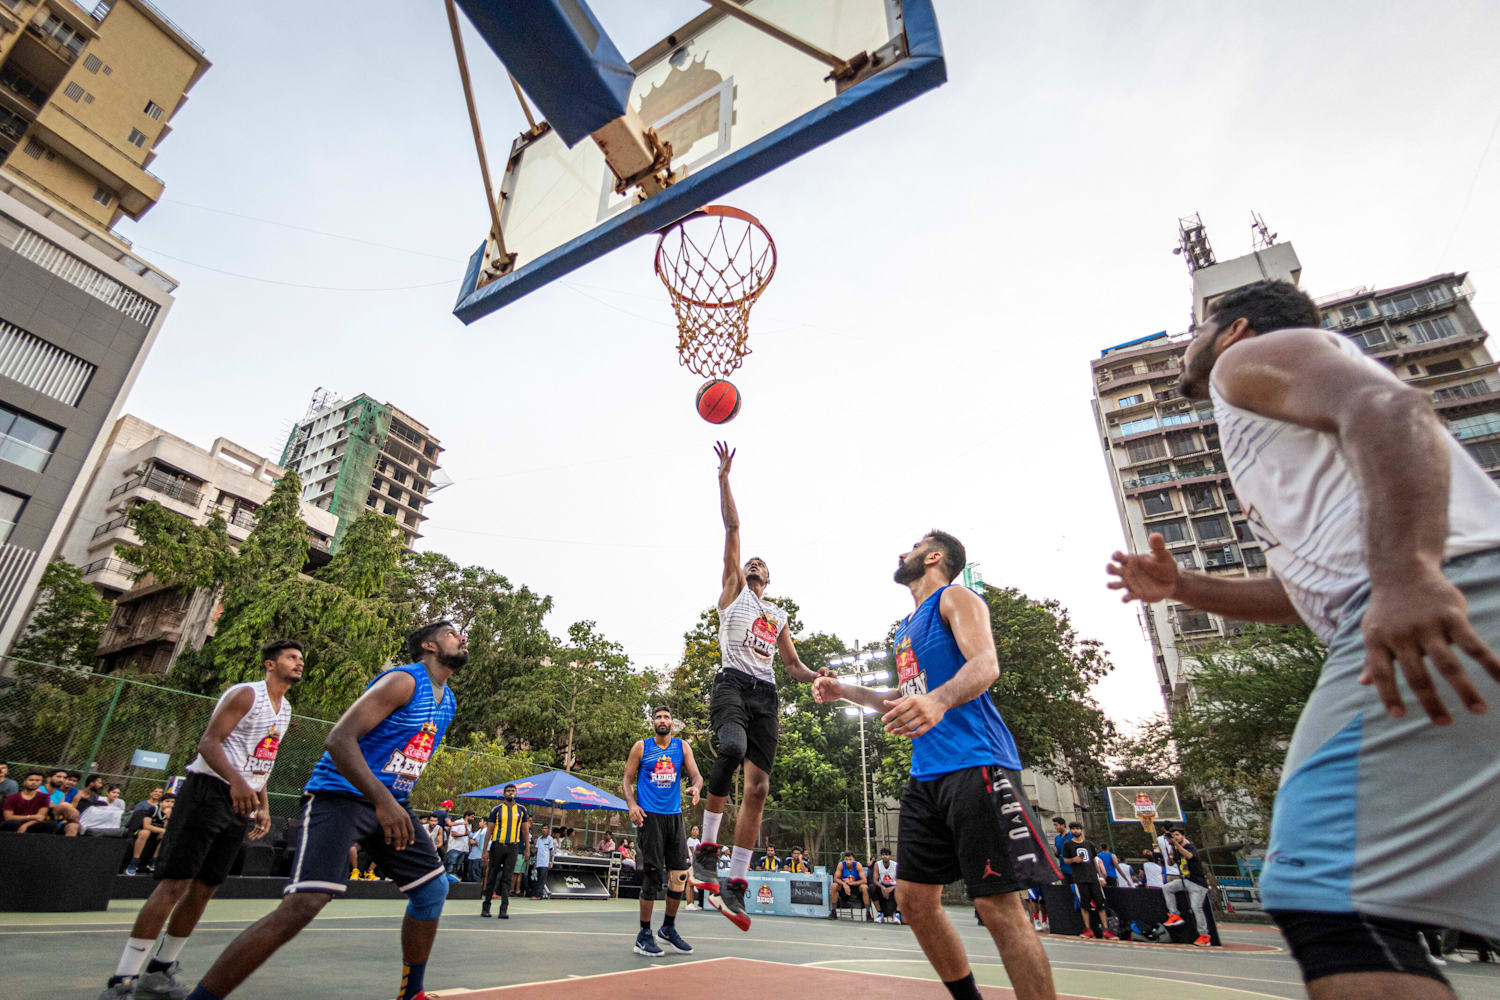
[462,770,627,811]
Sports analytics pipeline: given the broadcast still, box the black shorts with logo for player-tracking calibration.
[637,811,689,899]
[710,669,779,773]
[153,773,251,886]
[285,791,445,896]
[898,765,1062,899]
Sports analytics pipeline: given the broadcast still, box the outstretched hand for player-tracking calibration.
[1106,533,1178,603]
[812,676,843,704]
[715,440,735,478]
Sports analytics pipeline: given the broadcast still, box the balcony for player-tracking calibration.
[82,555,137,592]
[207,501,257,533]
[23,21,82,63]
[1432,377,1500,412]
[1122,464,1229,492]
[1369,327,1486,363]
[1452,414,1500,442]
[1097,359,1183,391]
[1109,407,1217,441]
[110,467,204,511]
[97,608,187,655]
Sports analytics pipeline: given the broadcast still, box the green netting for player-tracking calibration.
[327,397,388,553]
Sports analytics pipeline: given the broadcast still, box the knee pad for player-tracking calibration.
[668,870,689,897]
[405,873,448,921]
[708,723,747,796]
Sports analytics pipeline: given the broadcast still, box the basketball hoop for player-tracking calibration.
[655,206,777,379]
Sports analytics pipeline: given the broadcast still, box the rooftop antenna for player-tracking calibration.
[1172,213,1216,274]
[1250,210,1277,251]
[302,386,337,423]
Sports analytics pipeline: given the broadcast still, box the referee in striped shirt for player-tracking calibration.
[481,784,529,918]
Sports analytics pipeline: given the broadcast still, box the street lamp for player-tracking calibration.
[830,643,890,860]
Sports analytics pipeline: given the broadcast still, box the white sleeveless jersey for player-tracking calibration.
[718,585,789,684]
[875,859,897,884]
[185,680,293,791]
[1210,331,1500,642]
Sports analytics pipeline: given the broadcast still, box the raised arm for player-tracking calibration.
[1107,532,1301,622]
[1216,328,1500,722]
[715,441,745,610]
[681,741,703,806]
[195,686,260,818]
[621,739,646,826]
[881,586,999,739]
[325,670,418,849]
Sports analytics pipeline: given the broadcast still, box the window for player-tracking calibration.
[1466,441,1500,469]
[1223,488,1242,514]
[367,492,379,508]
[1161,411,1194,428]
[1451,413,1500,441]
[37,15,85,55]
[1234,520,1257,542]
[1193,515,1230,541]
[1155,518,1188,544]
[83,54,101,73]
[0,489,23,544]
[1347,327,1388,352]
[1243,547,1268,570]
[1187,485,1217,511]
[1380,285,1450,316]
[1319,314,1338,329]
[1142,491,1174,516]
[1425,359,1465,376]
[1344,301,1375,321]
[383,501,397,515]
[1203,545,1240,568]
[1408,317,1459,344]
[1117,393,1144,408]
[144,100,164,120]
[63,81,83,102]
[127,128,147,148]
[1166,430,1200,456]
[91,186,112,206]
[0,318,97,405]
[1177,609,1213,633]
[1173,551,1196,570]
[1120,415,1159,436]
[0,404,60,473]
[1125,438,1166,463]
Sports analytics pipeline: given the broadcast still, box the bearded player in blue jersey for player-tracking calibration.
[816,531,1061,1000]
[183,622,466,1000]
[622,706,704,957]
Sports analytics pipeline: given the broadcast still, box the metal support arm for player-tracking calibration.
[700,0,868,81]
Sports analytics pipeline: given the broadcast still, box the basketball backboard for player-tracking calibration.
[1105,785,1185,825]
[448,0,945,324]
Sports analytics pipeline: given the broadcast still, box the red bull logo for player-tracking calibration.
[568,785,606,800]
[252,728,280,762]
[756,884,774,906]
[401,722,438,764]
[513,781,535,790]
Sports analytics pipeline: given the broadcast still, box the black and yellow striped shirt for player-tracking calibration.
[487,802,528,845]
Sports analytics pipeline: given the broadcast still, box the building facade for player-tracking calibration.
[53,414,338,673]
[1091,246,1498,704]
[0,0,204,658]
[279,394,447,551]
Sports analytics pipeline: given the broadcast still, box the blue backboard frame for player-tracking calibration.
[452,0,944,325]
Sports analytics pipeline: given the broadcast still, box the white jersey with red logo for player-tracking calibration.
[186,680,292,791]
[718,585,788,684]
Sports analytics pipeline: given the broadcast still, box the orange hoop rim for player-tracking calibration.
[654,204,778,310]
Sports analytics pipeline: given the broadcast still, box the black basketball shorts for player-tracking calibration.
[284,791,444,896]
[898,765,1062,898]
[710,670,779,774]
[153,773,250,886]
[637,811,689,899]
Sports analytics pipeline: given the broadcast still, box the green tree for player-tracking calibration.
[8,558,111,667]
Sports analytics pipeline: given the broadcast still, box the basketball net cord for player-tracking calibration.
[656,207,777,380]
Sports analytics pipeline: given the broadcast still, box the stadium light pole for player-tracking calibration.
[830,645,890,861]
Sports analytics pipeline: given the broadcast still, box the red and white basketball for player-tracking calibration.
[696,379,741,424]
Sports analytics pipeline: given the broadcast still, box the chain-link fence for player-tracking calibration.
[0,658,902,863]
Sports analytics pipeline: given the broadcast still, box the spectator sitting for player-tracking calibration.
[71,773,104,817]
[596,833,617,853]
[1141,849,1166,888]
[783,847,811,874]
[556,826,573,851]
[754,844,781,871]
[832,851,872,920]
[79,784,126,835]
[0,762,17,798]
[618,837,635,868]
[128,787,164,829]
[1,770,55,833]
[43,768,82,831]
[125,793,173,874]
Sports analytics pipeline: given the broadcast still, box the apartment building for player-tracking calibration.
[0,0,204,658]
[54,414,337,674]
[279,394,447,551]
[1090,243,1497,704]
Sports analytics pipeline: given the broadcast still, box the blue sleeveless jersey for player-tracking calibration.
[895,585,1022,779]
[305,663,457,802]
[636,737,684,815]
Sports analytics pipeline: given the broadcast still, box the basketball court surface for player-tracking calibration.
[12,898,1500,999]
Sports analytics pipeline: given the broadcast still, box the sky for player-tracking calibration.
[114,0,1500,733]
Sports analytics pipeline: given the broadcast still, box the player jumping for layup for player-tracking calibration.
[817,531,1061,1000]
[182,622,466,1000]
[692,442,829,930]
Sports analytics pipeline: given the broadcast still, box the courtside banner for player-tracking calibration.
[743,872,829,918]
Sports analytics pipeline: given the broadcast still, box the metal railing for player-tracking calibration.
[82,556,137,577]
[110,468,203,507]
[1110,407,1217,440]
[24,22,82,63]
[207,501,256,531]
[1433,377,1500,403]
[1122,465,1228,490]
[90,513,130,538]
[1453,415,1500,441]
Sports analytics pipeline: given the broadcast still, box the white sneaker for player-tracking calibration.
[1431,956,1448,966]
[1446,953,1472,964]
[874,914,883,923]
[1032,919,1043,930]
[684,903,700,910]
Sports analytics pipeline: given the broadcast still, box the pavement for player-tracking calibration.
[7,898,1499,1000]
